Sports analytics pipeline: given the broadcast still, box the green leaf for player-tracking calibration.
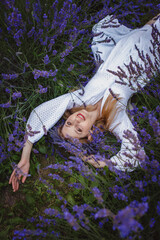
[69,177,75,183]
[83,194,95,204]
[78,175,86,187]
[12,154,20,161]
[66,194,75,205]
[26,194,35,205]
[0,226,10,239]
[8,217,24,225]
[90,181,99,188]
[38,145,48,154]
[73,189,81,195]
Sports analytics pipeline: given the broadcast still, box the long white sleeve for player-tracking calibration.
[26,93,72,143]
[101,83,144,172]
[110,112,144,172]
[91,15,132,64]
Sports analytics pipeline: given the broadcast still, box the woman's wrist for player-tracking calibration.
[21,139,33,162]
[26,139,33,146]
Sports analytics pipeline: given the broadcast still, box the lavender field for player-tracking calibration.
[0,0,160,239]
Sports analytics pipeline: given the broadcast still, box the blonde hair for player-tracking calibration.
[58,93,121,143]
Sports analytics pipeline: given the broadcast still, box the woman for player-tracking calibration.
[9,14,160,192]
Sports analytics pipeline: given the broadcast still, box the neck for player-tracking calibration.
[88,99,102,124]
[95,98,102,118]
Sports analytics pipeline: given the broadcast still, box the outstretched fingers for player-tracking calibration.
[22,175,27,183]
[9,170,22,192]
[9,169,16,184]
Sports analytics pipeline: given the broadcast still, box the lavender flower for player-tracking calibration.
[135,180,145,192]
[148,113,160,140]
[8,134,14,142]
[67,64,75,71]
[12,91,22,100]
[63,208,80,231]
[5,88,11,93]
[95,208,114,219]
[25,0,30,12]
[11,162,31,178]
[48,173,64,182]
[5,0,15,9]
[92,187,103,204]
[36,84,48,94]
[0,101,11,108]
[44,208,62,219]
[44,54,50,65]
[113,201,148,238]
[73,204,93,223]
[13,229,47,239]
[7,7,24,31]
[43,125,47,135]
[32,69,57,79]
[43,14,50,28]
[2,73,18,80]
[157,201,160,216]
[44,163,73,175]
[52,50,57,56]
[25,124,40,139]
[149,218,155,228]
[109,185,128,202]
[32,0,42,24]
[68,183,84,189]
[27,27,35,38]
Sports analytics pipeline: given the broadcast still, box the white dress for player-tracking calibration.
[26,15,160,171]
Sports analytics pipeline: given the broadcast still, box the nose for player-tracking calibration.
[75,116,84,123]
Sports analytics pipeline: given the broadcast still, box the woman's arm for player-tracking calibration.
[9,140,33,192]
[9,93,74,191]
[110,110,145,172]
[82,115,144,171]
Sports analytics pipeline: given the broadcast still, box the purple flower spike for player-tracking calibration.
[36,84,48,94]
[0,101,11,108]
[52,50,57,56]
[43,125,47,135]
[44,54,50,65]
[63,209,80,231]
[12,91,22,100]
[67,64,75,71]
[157,201,160,216]
[95,208,114,219]
[33,69,57,79]
[92,187,104,204]
[113,201,148,238]
[11,162,31,178]
[2,73,18,80]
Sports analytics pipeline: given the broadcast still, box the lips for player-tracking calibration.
[77,113,85,120]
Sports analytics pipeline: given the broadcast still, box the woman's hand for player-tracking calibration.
[9,159,30,192]
[9,139,33,192]
[82,154,107,168]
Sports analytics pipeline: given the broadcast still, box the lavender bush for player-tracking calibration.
[0,0,160,239]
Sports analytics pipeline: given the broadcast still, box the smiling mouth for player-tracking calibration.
[77,113,85,120]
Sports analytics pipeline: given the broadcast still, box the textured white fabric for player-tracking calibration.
[26,15,160,171]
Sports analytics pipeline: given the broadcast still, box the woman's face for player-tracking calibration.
[61,109,98,139]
